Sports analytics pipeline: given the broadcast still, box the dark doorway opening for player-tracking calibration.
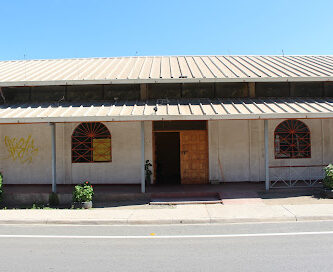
[155,132,180,185]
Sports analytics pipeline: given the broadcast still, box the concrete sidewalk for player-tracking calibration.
[1,203,333,225]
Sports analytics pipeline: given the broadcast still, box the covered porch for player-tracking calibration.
[1,98,333,197]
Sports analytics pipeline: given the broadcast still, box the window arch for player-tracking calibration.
[72,122,111,163]
[274,120,311,159]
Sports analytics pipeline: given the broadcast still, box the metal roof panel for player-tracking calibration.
[0,56,332,86]
[2,97,333,123]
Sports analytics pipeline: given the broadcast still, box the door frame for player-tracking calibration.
[152,125,209,185]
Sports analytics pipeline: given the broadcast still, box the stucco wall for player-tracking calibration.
[70,122,141,184]
[209,120,251,182]
[208,119,329,182]
[0,123,53,184]
[0,119,331,184]
[267,119,324,181]
[322,119,333,163]
[70,121,153,184]
[0,121,153,184]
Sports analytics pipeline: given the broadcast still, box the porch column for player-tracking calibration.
[50,122,57,193]
[141,121,145,193]
[264,120,269,191]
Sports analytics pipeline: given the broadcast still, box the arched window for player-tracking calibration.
[72,122,111,163]
[274,120,311,159]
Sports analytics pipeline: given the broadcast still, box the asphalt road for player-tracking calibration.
[0,221,333,271]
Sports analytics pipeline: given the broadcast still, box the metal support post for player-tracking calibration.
[141,121,145,193]
[50,122,57,193]
[264,120,269,191]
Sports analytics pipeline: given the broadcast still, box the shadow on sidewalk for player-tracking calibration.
[1,183,329,208]
[258,188,322,199]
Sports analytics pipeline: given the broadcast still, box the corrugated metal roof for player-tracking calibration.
[0,55,332,87]
[1,98,333,123]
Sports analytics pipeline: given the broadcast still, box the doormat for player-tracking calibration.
[150,192,223,205]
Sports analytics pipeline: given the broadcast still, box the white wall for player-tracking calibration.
[70,122,141,184]
[268,119,324,181]
[209,120,251,182]
[1,119,331,184]
[322,119,333,163]
[0,123,53,184]
[0,121,153,184]
[208,119,329,182]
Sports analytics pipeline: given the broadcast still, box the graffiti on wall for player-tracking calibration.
[4,135,39,164]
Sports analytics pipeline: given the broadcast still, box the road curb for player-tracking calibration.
[295,216,333,221]
[1,216,333,225]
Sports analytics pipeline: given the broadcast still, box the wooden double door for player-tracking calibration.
[154,130,208,184]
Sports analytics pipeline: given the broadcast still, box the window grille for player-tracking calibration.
[274,120,311,159]
[72,122,111,163]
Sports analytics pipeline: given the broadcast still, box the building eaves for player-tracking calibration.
[1,98,333,124]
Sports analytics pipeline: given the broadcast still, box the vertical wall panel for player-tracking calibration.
[322,119,333,164]
[55,123,65,184]
[249,120,264,182]
[0,124,52,184]
[208,120,220,182]
[216,120,250,181]
[63,123,72,184]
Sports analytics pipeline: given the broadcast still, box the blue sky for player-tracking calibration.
[0,0,332,60]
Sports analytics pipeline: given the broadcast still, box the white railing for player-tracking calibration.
[269,164,325,188]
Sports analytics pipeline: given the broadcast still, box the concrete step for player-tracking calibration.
[150,191,222,205]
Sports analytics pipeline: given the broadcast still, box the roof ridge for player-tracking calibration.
[1,55,333,63]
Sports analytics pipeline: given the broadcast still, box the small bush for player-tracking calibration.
[323,164,333,189]
[145,160,152,185]
[72,181,94,202]
[49,192,59,207]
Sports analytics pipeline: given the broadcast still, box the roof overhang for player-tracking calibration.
[1,98,333,124]
[1,76,333,88]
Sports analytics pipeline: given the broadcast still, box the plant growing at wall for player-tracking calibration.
[323,164,333,190]
[72,181,94,203]
[49,192,59,207]
[145,160,152,185]
[0,172,3,202]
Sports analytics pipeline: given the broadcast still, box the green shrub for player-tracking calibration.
[49,192,59,207]
[145,160,152,185]
[0,172,3,202]
[72,181,94,202]
[323,164,333,189]
[31,203,44,209]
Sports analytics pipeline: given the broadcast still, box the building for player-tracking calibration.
[0,55,333,193]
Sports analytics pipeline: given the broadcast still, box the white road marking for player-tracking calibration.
[0,231,333,239]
